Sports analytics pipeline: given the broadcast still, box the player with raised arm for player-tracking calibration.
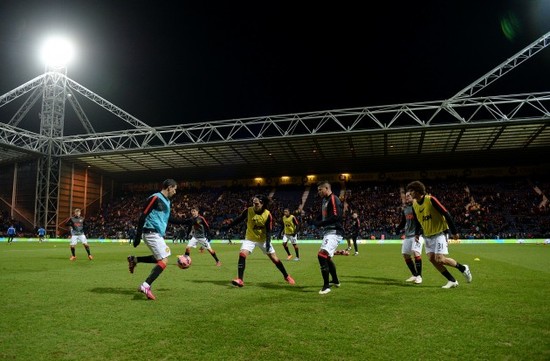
[228,195,295,288]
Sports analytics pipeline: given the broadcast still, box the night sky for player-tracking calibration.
[1,0,549,132]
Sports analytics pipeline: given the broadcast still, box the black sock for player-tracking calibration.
[237,255,246,280]
[327,258,339,284]
[274,259,289,278]
[211,252,219,262]
[405,258,417,276]
[318,255,330,287]
[137,255,157,263]
[414,256,422,276]
[455,262,466,273]
[294,246,300,258]
[71,247,76,257]
[441,269,456,282]
[283,245,291,256]
[145,264,164,286]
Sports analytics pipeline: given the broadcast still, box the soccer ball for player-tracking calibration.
[177,255,191,269]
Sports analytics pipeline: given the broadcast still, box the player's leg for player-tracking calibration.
[232,241,253,286]
[81,236,92,260]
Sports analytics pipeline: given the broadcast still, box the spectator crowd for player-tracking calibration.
[2,177,549,241]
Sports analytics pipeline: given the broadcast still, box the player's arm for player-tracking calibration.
[201,216,212,239]
[178,217,192,226]
[277,222,284,239]
[396,212,406,232]
[413,222,422,239]
[134,196,158,247]
[229,209,247,227]
[265,213,273,251]
[168,214,186,226]
[431,196,459,238]
[413,216,423,242]
[68,221,75,234]
[293,216,300,234]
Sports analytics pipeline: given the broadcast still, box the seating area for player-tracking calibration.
[2,177,548,240]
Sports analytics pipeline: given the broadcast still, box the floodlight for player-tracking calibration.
[40,36,75,67]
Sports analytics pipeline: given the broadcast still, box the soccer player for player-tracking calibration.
[127,179,185,300]
[279,208,300,261]
[316,181,344,295]
[183,207,221,266]
[66,208,93,261]
[7,225,16,244]
[406,181,472,289]
[224,228,234,245]
[228,195,295,288]
[127,224,136,245]
[346,211,361,256]
[37,226,47,243]
[174,225,188,244]
[396,191,424,284]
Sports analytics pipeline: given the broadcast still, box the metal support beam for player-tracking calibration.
[34,66,68,235]
[35,153,61,235]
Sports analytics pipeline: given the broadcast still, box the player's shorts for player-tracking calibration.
[401,235,424,255]
[320,231,342,258]
[143,232,171,260]
[70,234,88,246]
[282,234,298,245]
[424,232,449,255]
[187,237,212,250]
[240,239,275,255]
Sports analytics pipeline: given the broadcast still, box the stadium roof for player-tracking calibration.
[1,32,550,182]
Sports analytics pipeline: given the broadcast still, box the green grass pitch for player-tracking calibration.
[1,241,549,360]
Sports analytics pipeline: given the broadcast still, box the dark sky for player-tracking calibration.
[1,0,549,130]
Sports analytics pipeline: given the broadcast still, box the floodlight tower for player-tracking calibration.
[35,37,74,235]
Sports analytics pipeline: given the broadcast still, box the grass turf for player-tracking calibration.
[1,241,549,360]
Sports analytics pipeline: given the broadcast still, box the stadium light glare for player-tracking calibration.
[40,36,75,67]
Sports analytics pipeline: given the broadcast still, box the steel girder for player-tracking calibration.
[53,91,550,156]
[451,31,550,100]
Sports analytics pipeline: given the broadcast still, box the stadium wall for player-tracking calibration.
[0,160,118,234]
